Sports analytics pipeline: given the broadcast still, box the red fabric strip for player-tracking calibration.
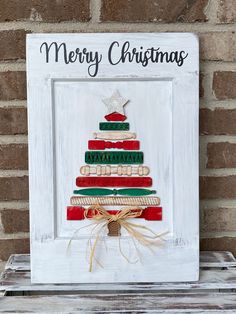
[105,112,127,121]
[76,177,152,187]
[67,206,162,221]
[88,140,140,150]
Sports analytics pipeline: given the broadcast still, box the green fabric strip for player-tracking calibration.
[85,151,143,164]
[73,188,156,196]
[99,122,129,130]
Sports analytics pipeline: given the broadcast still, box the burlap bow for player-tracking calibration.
[69,205,168,272]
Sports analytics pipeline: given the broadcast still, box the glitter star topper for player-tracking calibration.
[102,90,129,115]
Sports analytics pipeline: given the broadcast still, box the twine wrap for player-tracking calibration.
[70,196,160,206]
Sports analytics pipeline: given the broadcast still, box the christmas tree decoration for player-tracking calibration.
[67,90,162,238]
[80,165,149,176]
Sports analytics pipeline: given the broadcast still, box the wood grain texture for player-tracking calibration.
[80,165,149,176]
[70,196,160,206]
[93,131,136,140]
[88,140,140,150]
[76,176,152,187]
[1,293,236,313]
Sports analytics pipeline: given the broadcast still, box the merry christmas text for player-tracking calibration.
[40,41,189,77]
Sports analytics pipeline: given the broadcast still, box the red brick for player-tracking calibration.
[0,72,26,101]
[201,207,236,232]
[1,209,29,233]
[0,0,90,22]
[213,71,236,100]
[0,107,27,135]
[0,176,28,201]
[0,238,29,261]
[200,32,236,61]
[207,142,236,168]
[215,0,236,23]
[101,0,209,22]
[0,144,28,170]
[0,30,27,61]
[201,237,236,257]
[200,108,236,135]
[200,176,236,199]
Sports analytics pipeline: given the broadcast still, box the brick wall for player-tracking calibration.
[0,0,236,271]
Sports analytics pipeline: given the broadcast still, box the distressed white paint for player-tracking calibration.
[27,33,199,283]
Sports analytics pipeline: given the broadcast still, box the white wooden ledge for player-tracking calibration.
[1,251,236,313]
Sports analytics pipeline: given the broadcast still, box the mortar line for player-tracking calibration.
[200,135,236,143]
[200,169,236,176]
[201,231,236,238]
[90,0,101,24]
[0,63,26,71]
[0,201,29,209]
[200,100,236,109]
[0,170,28,177]
[200,200,236,208]
[1,21,236,32]
[0,100,27,108]
[0,136,28,144]
[0,232,29,239]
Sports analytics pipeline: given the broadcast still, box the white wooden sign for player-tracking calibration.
[27,33,199,283]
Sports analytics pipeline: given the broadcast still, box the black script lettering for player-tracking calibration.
[177,51,188,66]
[121,41,132,63]
[40,41,67,63]
[107,41,189,68]
[40,42,102,77]
[108,41,120,65]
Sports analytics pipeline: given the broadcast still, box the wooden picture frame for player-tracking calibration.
[27,33,199,283]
